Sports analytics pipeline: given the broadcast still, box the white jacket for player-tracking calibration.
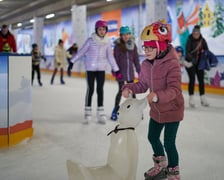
[71,33,119,72]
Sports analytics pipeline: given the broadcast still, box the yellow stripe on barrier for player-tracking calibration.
[0,135,9,148]
[9,128,34,146]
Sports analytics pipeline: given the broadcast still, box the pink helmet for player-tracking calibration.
[95,20,107,29]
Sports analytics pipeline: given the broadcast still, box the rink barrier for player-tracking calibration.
[41,69,224,95]
[0,53,33,148]
[0,120,33,147]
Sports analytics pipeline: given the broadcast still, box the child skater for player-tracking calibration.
[175,46,193,68]
[31,43,46,86]
[122,21,184,180]
[110,25,141,121]
[70,20,120,124]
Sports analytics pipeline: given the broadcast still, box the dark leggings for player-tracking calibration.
[85,71,105,107]
[32,65,41,81]
[186,65,205,95]
[114,80,135,107]
[148,118,180,168]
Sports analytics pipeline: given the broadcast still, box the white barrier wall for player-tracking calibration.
[0,53,33,147]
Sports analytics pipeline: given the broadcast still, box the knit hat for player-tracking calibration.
[193,25,200,33]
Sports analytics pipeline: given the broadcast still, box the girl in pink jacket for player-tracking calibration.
[122,21,184,180]
[71,20,120,124]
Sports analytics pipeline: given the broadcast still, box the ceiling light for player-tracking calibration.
[0,0,3,2]
[106,0,112,1]
[30,19,35,23]
[45,13,55,19]
[17,23,22,27]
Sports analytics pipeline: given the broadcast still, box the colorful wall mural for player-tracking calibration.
[15,0,224,88]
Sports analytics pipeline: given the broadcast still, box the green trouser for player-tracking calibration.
[148,118,180,167]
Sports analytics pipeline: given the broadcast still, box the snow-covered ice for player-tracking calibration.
[0,73,223,180]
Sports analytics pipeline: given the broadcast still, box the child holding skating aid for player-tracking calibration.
[122,21,184,180]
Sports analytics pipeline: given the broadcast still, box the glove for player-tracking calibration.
[183,61,193,68]
[112,71,122,79]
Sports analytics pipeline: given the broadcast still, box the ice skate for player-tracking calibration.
[144,155,167,180]
[167,166,180,180]
[97,106,107,124]
[60,69,65,84]
[200,95,209,107]
[189,95,195,108]
[38,79,43,86]
[110,106,119,121]
[60,79,65,85]
[84,107,92,124]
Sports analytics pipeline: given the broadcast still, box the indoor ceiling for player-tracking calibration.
[0,0,140,29]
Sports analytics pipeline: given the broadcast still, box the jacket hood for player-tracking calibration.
[114,37,135,50]
[91,32,110,45]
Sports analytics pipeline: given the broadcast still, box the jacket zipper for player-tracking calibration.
[151,61,161,122]
[127,51,130,81]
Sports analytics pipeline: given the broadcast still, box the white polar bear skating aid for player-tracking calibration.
[67,97,147,180]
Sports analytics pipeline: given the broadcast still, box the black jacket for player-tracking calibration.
[185,34,208,63]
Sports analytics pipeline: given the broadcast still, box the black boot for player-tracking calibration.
[60,68,65,84]
[51,68,57,85]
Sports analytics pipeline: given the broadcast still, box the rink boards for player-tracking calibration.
[0,53,33,147]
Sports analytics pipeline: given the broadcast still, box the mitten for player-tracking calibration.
[116,71,122,79]
[112,71,122,79]
[183,61,193,68]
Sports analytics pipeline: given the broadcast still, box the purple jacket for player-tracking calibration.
[114,38,141,82]
[123,46,184,123]
[71,33,119,72]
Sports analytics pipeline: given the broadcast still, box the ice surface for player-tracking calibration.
[0,73,223,180]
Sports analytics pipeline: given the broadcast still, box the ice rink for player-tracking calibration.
[0,73,224,180]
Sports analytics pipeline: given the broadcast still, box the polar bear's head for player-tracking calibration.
[118,97,147,128]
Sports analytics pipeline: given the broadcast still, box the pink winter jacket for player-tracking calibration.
[123,46,184,123]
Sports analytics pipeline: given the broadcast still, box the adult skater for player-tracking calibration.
[70,20,120,124]
[122,21,184,180]
[50,39,67,85]
[185,25,209,107]
[0,24,17,52]
[175,46,193,68]
[110,26,141,121]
